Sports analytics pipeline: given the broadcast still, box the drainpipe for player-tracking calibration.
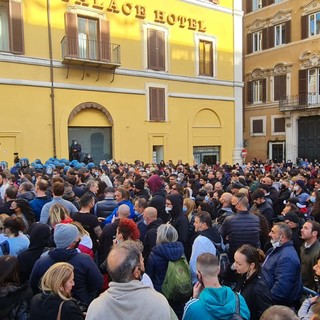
[47,0,57,157]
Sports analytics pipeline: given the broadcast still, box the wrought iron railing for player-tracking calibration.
[279,93,320,111]
[61,36,120,65]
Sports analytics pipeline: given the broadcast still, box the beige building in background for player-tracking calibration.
[243,0,320,164]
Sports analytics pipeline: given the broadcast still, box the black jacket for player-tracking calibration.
[221,211,260,262]
[143,218,163,262]
[149,189,168,223]
[18,222,51,283]
[94,196,118,218]
[30,293,84,320]
[168,194,189,249]
[0,283,32,320]
[234,272,272,320]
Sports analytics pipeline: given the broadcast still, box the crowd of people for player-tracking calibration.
[1,156,320,319]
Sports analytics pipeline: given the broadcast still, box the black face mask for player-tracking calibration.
[230,205,237,212]
[73,239,81,249]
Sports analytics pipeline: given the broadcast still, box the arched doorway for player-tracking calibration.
[68,102,113,163]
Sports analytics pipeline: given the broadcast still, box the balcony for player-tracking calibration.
[61,36,121,70]
[279,94,320,112]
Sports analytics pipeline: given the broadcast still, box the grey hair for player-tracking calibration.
[106,240,143,283]
[156,224,178,245]
[275,222,292,240]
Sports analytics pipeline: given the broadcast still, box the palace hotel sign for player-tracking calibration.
[63,0,207,32]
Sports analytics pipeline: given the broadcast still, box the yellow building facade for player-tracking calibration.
[0,0,243,166]
[244,0,320,163]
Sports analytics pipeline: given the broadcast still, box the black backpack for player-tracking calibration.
[230,292,245,320]
[211,236,231,280]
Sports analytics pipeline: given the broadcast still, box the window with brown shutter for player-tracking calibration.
[147,28,165,71]
[247,81,253,104]
[262,78,267,103]
[199,40,213,77]
[285,21,291,43]
[301,15,308,40]
[149,87,165,121]
[299,69,308,105]
[274,118,285,133]
[274,75,286,101]
[262,28,268,50]
[246,0,252,14]
[64,13,110,61]
[252,119,263,133]
[0,0,24,54]
[247,33,253,54]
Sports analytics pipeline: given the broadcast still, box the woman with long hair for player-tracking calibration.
[10,199,35,231]
[0,255,32,319]
[30,262,84,320]
[49,203,73,227]
[71,221,94,258]
[233,244,272,320]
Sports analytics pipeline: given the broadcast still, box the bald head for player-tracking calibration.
[220,192,232,207]
[118,204,130,218]
[144,207,158,225]
[107,241,143,283]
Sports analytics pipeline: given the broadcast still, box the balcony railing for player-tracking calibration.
[279,93,320,111]
[61,36,121,69]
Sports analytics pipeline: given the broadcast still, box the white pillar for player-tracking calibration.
[285,113,298,162]
[233,1,244,164]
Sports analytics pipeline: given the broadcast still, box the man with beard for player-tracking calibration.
[189,211,222,284]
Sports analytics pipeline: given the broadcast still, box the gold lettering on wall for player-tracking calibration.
[62,0,206,32]
[107,0,120,13]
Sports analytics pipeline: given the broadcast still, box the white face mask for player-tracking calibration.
[271,237,282,249]
[165,207,172,214]
[293,186,299,191]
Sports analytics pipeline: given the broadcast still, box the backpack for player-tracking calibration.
[230,292,245,320]
[162,256,193,303]
[212,236,231,280]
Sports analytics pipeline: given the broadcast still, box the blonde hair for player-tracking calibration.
[183,198,196,220]
[40,262,74,300]
[49,203,70,226]
[0,214,10,230]
[71,221,89,237]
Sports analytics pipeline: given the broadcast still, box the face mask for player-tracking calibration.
[183,206,187,213]
[165,207,172,214]
[310,196,316,203]
[271,237,282,249]
[230,205,236,212]
[143,219,148,225]
[293,186,299,191]
[205,195,209,202]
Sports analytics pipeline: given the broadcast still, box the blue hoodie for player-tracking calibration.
[183,286,250,320]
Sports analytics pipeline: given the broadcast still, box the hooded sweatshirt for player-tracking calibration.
[18,222,51,282]
[29,248,103,305]
[183,286,250,320]
[86,280,177,320]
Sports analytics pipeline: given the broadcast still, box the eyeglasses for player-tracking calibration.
[171,188,177,190]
